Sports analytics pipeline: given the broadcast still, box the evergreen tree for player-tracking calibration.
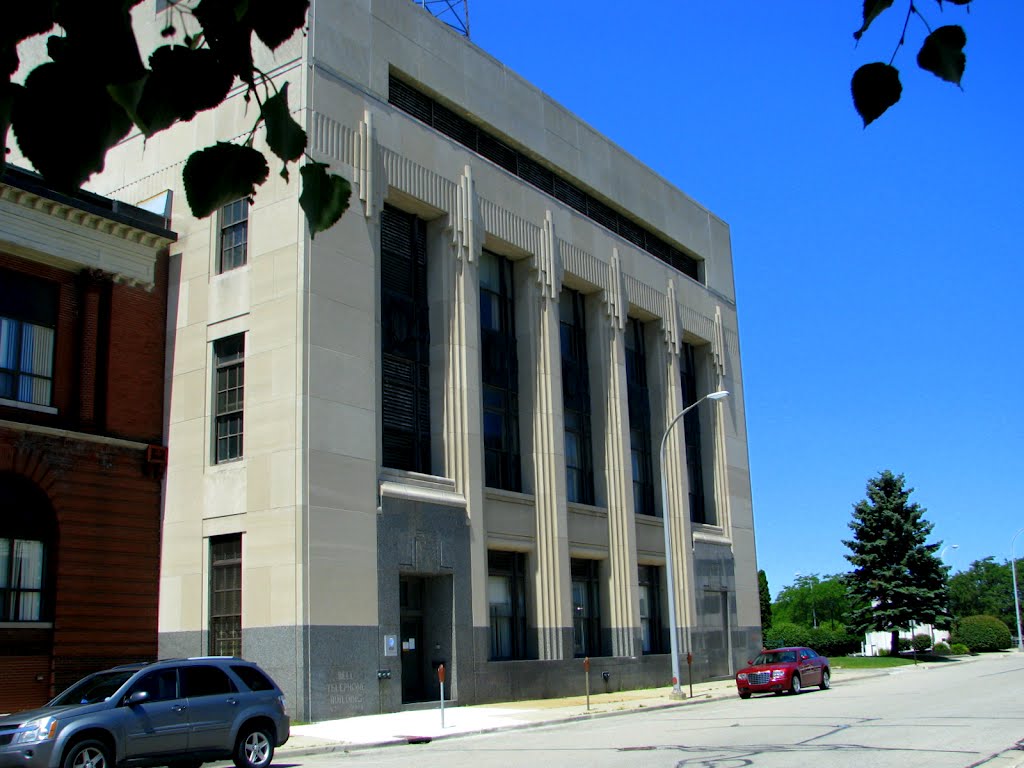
[843,470,949,654]
[758,570,773,637]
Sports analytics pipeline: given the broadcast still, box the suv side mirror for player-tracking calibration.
[128,691,150,706]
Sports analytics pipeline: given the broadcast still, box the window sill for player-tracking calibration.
[0,397,58,415]
[484,487,535,506]
[0,621,53,629]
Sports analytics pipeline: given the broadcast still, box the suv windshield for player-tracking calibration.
[50,670,136,706]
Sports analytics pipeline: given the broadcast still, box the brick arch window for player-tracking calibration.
[0,473,56,622]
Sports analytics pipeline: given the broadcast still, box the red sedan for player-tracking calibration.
[735,646,831,698]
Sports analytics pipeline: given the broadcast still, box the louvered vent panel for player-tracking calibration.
[517,155,554,194]
[553,177,587,214]
[479,133,518,173]
[432,102,478,149]
[388,75,432,124]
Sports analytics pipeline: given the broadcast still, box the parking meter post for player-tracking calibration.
[438,664,446,728]
[686,652,693,699]
[584,657,591,711]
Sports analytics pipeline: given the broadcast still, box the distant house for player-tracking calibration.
[862,624,951,656]
[0,165,175,711]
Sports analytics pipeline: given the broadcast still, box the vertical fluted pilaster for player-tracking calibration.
[441,166,486,625]
[529,211,571,659]
[600,248,640,657]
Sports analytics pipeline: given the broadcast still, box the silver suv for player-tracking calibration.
[0,657,289,768]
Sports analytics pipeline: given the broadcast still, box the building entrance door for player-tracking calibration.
[399,576,427,703]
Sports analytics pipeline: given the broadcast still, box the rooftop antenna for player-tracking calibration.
[413,0,470,37]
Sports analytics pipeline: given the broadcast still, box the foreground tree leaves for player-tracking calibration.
[917,25,967,85]
[852,62,903,127]
[5,0,352,237]
[12,62,132,189]
[183,142,269,219]
[261,83,306,178]
[126,46,235,136]
[852,1,970,126]
[299,162,352,239]
[854,0,895,42]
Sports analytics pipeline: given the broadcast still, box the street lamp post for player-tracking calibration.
[1012,528,1024,652]
[659,389,729,697]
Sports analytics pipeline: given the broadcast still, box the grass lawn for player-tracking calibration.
[832,654,955,669]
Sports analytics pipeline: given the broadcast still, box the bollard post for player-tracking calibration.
[583,657,590,711]
[686,652,693,699]
[438,663,446,728]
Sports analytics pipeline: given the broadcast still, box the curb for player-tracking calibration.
[276,667,911,757]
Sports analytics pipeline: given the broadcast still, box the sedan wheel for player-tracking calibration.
[820,669,831,690]
[790,674,802,695]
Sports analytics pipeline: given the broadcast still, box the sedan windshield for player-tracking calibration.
[50,671,135,706]
[752,651,796,665]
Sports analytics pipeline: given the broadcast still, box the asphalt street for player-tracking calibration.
[268,654,1024,768]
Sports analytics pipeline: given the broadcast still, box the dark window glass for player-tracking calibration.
[219,199,249,273]
[381,205,432,473]
[571,559,602,657]
[638,565,663,654]
[213,335,244,463]
[0,474,54,622]
[681,343,711,524]
[181,665,237,697]
[488,550,528,660]
[479,250,520,491]
[209,534,241,656]
[127,669,179,702]
[386,76,702,281]
[625,319,655,516]
[231,665,275,692]
[559,290,593,505]
[0,270,58,407]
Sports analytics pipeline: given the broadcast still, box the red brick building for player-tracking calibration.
[0,166,176,712]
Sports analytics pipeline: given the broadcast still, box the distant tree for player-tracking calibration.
[773,573,854,629]
[843,470,950,654]
[851,1,972,126]
[758,570,773,636]
[2,0,350,235]
[949,557,1019,629]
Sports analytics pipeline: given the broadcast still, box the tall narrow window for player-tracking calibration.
[571,558,602,657]
[488,550,528,660]
[218,199,249,273]
[625,318,655,516]
[560,289,594,504]
[381,205,431,473]
[681,343,712,524]
[213,335,244,463]
[479,250,520,491]
[209,534,241,656]
[0,475,54,622]
[638,565,663,654]
[0,270,58,407]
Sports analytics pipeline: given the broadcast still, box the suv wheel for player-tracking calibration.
[63,740,111,768]
[234,726,275,768]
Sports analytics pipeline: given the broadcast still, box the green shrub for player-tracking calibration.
[950,643,970,655]
[878,648,889,657]
[763,623,861,657]
[950,615,1012,652]
[932,642,951,655]
[912,633,932,652]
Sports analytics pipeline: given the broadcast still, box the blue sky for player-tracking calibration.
[467,2,1024,597]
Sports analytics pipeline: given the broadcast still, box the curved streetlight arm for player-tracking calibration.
[659,390,728,696]
[1013,528,1024,652]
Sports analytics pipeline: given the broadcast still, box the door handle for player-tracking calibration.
[226,698,239,706]
[171,705,187,713]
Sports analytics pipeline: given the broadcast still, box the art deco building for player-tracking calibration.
[79,0,760,719]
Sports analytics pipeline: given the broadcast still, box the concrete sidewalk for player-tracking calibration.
[281,665,893,755]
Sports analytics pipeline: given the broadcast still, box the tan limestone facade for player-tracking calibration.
[61,0,760,719]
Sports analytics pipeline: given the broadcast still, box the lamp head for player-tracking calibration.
[707,390,729,401]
